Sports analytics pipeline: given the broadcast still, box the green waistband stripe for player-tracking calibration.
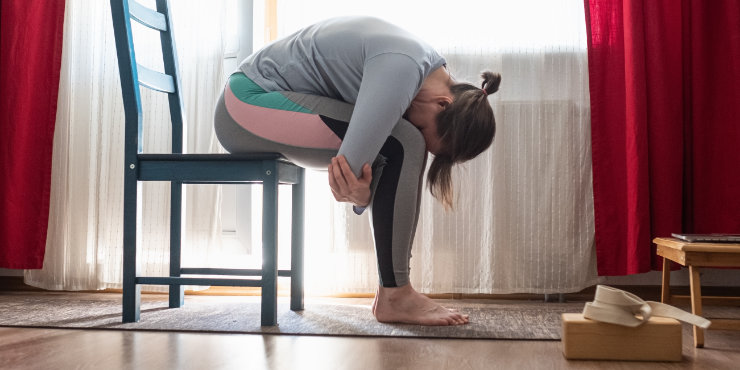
[228,73,312,114]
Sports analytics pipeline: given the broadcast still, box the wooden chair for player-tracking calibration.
[109,0,305,326]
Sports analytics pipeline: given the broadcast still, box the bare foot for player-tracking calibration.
[373,284,469,326]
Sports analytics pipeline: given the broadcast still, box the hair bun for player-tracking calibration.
[481,71,502,95]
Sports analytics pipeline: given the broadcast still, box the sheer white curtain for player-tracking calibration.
[276,0,600,294]
[25,0,230,290]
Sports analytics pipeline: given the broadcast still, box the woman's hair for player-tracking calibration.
[427,71,501,209]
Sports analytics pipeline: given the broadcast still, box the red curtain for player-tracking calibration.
[584,0,740,275]
[0,0,66,268]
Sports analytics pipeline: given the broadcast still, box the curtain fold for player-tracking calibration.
[584,0,740,275]
[24,0,229,290]
[686,0,740,235]
[0,0,66,269]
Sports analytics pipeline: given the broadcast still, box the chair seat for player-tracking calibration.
[137,153,301,184]
[139,152,285,161]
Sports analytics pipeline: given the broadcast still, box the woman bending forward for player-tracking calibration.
[214,16,500,326]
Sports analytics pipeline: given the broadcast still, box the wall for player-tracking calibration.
[603,268,740,287]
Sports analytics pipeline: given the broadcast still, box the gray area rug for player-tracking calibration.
[0,292,585,340]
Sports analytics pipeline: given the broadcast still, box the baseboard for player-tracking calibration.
[2,276,738,302]
[0,277,44,292]
[0,268,24,277]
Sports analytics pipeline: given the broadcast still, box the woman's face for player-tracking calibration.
[405,66,454,154]
[405,93,452,155]
[420,122,444,155]
[406,101,444,154]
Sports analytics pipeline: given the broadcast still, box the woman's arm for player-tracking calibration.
[328,155,372,207]
[336,53,424,178]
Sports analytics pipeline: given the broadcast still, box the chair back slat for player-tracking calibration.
[129,0,167,31]
[155,0,185,154]
[137,63,176,93]
[110,0,186,156]
[110,0,145,158]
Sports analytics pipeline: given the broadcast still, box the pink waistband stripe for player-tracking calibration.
[224,84,342,150]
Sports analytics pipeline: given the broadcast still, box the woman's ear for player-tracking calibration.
[436,96,453,110]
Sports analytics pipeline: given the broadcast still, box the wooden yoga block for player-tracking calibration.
[561,313,682,362]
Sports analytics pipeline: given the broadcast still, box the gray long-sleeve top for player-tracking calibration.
[238,16,446,177]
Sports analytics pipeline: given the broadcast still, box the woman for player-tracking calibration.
[214,16,500,326]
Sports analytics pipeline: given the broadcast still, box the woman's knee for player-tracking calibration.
[213,90,239,152]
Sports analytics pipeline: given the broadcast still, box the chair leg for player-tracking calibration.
[122,179,141,323]
[169,181,184,308]
[291,168,305,311]
[261,166,279,326]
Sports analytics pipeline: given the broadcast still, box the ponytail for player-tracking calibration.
[427,71,501,209]
[481,71,501,95]
[427,154,455,209]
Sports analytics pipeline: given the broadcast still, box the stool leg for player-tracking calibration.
[689,265,704,348]
[661,257,671,304]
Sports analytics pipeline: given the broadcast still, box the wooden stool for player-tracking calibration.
[654,237,740,348]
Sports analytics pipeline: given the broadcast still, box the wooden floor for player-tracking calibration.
[2,321,740,369]
[2,280,739,369]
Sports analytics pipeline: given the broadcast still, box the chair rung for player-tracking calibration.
[137,64,175,93]
[181,268,293,277]
[128,0,167,31]
[136,276,263,287]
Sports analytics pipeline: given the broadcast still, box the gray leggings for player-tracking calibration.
[214,89,426,287]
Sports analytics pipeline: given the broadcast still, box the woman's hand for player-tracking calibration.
[328,155,372,207]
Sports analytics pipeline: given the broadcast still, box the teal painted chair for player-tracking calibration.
[109,0,305,326]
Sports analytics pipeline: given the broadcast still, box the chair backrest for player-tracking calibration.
[110,0,185,160]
